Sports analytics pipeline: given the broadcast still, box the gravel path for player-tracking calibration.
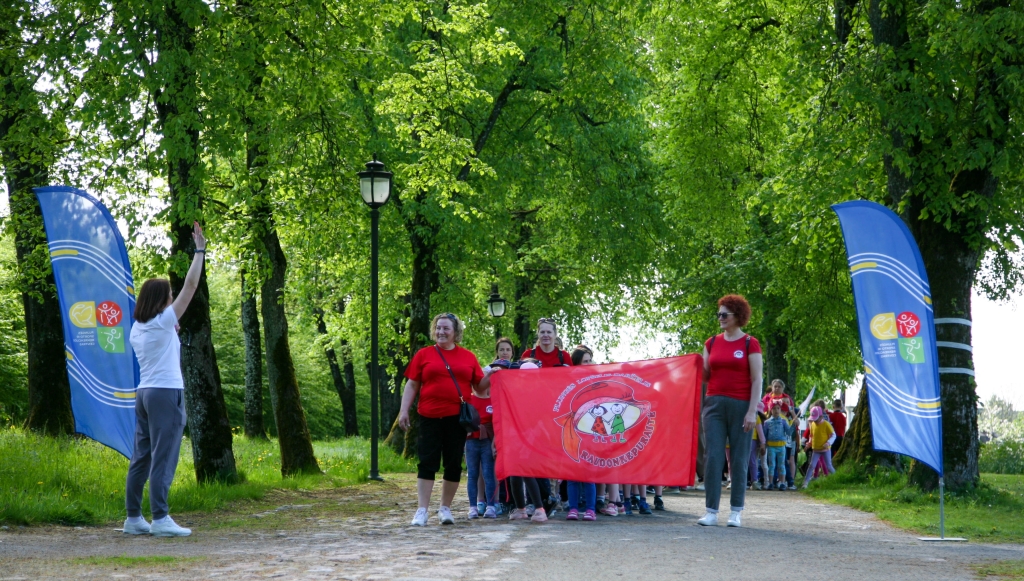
[1,477,1021,580]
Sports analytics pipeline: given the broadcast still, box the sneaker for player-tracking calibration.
[595,498,607,512]
[646,486,656,494]
[483,506,497,518]
[630,495,641,510]
[531,507,548,523]
[788,484,797,491]
[753,481,762,490]
[477,501,486,514]
[566,508,579,521]
[621,501,632,515]
[727,511,742,527]
[149,516,191,537]
[525,504,536,517]
[468,507,480,519]
[600,503,618,516]
[695,483,705,491]
[653,496,665,511]
[638,500,652,515]
[726,481,732,490]
[411,507,429,526]
[438,506,455,525]
[122,517,150,535]
[509,508,528,520]
[583,509,597,521]
[697,512,718,526]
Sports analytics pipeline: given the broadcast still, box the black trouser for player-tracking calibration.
[417,415,465,482]
[831,435,844,456]
[509,477,543,510]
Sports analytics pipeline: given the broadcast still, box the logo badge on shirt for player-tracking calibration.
[733,350,744,358]
[486,405,493,414]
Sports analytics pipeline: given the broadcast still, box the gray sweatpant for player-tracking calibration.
[125,388,186,520]
[702,395,753,512]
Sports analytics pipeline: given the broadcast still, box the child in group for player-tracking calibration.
[802,407,836,488]
[466,371,497,519]
[762,403,789,490]
[565,481,598,521]
[748,404,766,489]
[784,411,799,490]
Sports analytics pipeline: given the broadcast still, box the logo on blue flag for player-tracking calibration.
[35,186,138,458]
[833,200,943,475]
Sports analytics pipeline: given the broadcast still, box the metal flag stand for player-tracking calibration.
[917,478,966,541]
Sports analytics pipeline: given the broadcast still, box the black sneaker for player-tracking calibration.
[653,496,665,511]
[630,495,641,511]
[646,486,656,495]
[638,500,653,515]
[596,498,607,512]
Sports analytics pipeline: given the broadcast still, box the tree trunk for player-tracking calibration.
[260,229,319,475]
[314,305,358,436]
[763,331,788,388]
[834,378,902,471]
[241,271,267,439]
[155,0,237,483]
[0,20,74,436]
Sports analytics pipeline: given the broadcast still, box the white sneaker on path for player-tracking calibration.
[122,518,150,535]
[727,512,742,527]
[697,512,718,526]
[150,516,191,537]
[411,507,429,526]
[438,506,455,525]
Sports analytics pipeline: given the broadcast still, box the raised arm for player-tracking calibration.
[172,222,207,320]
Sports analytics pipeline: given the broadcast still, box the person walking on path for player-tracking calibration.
[698,294,763,528]
[123,221,206,538]
[828,399,847,456]
[762,403,788,490]
[399,313,493,526]
[802,407,836,488]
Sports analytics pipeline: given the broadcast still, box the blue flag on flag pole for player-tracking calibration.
[35,186,139,458]
[832,200,943,475]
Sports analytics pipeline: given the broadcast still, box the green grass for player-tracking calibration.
[71,555,205,567]
[973,560,1024,579]
[804,464,1024,543]
[0,428,414,526]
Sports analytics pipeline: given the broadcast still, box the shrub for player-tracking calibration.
[979,440,1024,475]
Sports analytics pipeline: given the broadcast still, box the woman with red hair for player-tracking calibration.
[697,294,763,528]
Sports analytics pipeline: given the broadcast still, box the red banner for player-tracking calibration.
[491,355,702,485]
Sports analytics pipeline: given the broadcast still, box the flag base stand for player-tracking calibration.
[917,478,967,543]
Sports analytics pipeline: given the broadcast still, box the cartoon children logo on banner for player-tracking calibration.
[554,380,654,467]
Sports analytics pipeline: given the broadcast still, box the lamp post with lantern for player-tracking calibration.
[358,155,392,482]
[487,284,506,341]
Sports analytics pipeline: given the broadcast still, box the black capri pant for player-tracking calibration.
[417,414,465,482]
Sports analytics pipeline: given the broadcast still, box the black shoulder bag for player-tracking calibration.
[435,346,480,433]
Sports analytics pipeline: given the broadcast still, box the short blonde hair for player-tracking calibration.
[430,313,465,344]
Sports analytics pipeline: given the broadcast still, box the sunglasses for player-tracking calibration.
[440,313,458,323]
[716,312,734,319]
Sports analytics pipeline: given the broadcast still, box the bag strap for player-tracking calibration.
[557,349,565,365]
[530,347,537,359]
[434,345,466,403]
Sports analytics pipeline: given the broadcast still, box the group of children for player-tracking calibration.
[463,336,848,524]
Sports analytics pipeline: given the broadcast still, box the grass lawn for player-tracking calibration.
[804,464,1024,543]
[973,560,1024,580]
[0,428,415,526]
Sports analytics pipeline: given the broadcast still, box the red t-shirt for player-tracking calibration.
[468,393,493,439]
[520,347,573,368]
[762,393,795,415]
[828,410,847,437]
[405,345,484,419]
[704,333,762,401]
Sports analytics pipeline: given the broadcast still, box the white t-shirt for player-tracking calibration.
[130,306,184,389]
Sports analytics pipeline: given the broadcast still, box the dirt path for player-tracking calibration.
[1,474,1021,580]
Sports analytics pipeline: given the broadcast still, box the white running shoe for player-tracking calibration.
[483,505,497,518]
[468,507,479,519]
[122,517,150,535]
[411,507,429,526]
[727,511,742,527]
[438,506,455,525]
[697,512,718,526]
[149,516,191,537]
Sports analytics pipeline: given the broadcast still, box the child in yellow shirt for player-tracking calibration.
[801,406,836,489]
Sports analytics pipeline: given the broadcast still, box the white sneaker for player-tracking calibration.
[122,517,150,535]
[727,511,742,527]
[726,481,732,490]
[788,484,797,490]
[695,483,705,491]
[697,512,718,526]
[438,506,455,525]
[149,516,191,537]
[483,506,497,518]
[468,507,479,519]
[411,507,429,526]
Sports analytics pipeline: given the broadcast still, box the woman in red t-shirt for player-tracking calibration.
[520,317,573,368]
[399,313,491,526]
[697,294,763,529]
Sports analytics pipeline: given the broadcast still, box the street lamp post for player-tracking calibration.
[359,155,392,482]
[487,283,506,341]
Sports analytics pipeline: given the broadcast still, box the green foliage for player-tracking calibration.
[0,428,415,526]
[805,464,1024,542]
[979,441,1024,476]
[0,238,27,426]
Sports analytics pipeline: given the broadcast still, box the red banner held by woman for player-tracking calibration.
[491,355,702,485]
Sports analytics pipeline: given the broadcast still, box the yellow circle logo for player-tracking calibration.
[870,313,897,340]
[69,302,96,328]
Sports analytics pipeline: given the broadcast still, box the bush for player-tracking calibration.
[979,440,1024,475]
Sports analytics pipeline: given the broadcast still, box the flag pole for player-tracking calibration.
[919,475,965,541]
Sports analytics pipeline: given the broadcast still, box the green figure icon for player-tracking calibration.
[610,402,627,443]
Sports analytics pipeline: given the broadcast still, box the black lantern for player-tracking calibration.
[358,156,392,208]
[487,284,506,318]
